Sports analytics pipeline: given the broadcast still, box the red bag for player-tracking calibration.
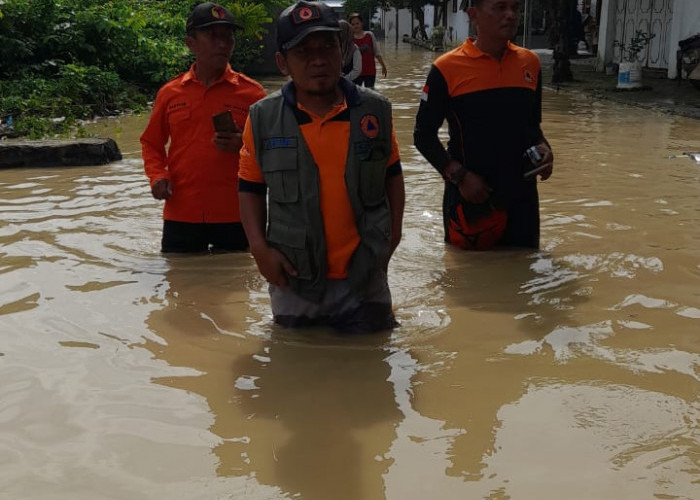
[447,203,507,251]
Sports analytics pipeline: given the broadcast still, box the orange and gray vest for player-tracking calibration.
[249,82,392,302]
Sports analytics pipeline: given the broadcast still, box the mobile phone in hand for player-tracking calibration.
[212,110,238,133]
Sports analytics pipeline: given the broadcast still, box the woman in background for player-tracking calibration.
[348,12,387,88]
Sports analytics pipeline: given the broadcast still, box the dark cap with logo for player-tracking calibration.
[276,1,340,51]
[186,2,241,34]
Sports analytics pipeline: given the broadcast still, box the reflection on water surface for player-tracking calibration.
[1,43,698,499]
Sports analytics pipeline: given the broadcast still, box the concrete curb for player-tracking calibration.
[0,137,122,169]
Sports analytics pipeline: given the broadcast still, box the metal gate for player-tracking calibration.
[614,0,674,68]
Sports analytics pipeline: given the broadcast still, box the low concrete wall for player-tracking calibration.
[0,138,121,168]
[402,35,444,52]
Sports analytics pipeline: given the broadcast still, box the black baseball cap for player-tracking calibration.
[276,1,340,51]
[186,2,241,34]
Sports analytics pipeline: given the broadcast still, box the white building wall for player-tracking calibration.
[379,8,414,43]
[424,4,436,37]
[597,0,700,78]
[446,10,471,45]
[381,5,471,49]
[597,0,617,70]
[668,0,700,77]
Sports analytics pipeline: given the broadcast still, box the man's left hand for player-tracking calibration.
[213,131,243,153]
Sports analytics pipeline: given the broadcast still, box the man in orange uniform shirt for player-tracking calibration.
[141,2,266,253]
[238,1,405,333]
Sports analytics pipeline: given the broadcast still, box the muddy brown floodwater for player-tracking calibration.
[1,43,698,500]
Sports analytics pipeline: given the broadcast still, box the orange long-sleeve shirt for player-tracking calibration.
[141,64,265,223]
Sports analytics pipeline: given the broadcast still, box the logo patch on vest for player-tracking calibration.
[524,69,534,83]
[359,114,380,139]
[263,137,297,150]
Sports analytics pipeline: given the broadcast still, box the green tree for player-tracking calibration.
[229,1,276,70]
[0,0,277,138]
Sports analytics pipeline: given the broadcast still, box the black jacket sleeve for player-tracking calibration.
[413,65,451,175]
[532,69,544,143]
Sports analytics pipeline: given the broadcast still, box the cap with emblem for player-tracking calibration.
[276,1,340,51]
[186,2,241,34]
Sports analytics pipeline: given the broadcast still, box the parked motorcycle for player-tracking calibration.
[677,34,700,89]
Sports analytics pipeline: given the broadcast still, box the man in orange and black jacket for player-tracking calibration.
[414,0,554,250]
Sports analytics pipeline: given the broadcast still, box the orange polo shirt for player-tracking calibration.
[141,64,266,223]
[238,99,400,279]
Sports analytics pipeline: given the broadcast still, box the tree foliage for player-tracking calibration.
[0,0,275,138]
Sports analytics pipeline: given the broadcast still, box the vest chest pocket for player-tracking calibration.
[261,147,299,203]
[168,108,191,136]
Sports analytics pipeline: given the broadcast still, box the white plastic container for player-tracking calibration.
[617,61,642,89]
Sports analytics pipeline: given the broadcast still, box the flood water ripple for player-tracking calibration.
[1,43,699,500]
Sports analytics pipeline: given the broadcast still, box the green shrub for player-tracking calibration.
[0,0,275,138]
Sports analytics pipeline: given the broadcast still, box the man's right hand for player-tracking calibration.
[213,131,243,153]
[151,178,172,200]
[250,244,297,287]
[458,170,491,204]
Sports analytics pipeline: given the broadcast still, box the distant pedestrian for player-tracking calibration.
[140,2,266,253]
[348,12,387,88]
[339,19,362,82]
[414,0,553,250]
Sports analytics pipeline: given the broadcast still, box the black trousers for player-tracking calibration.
[161,220,248,253]
[353,74,376,89]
